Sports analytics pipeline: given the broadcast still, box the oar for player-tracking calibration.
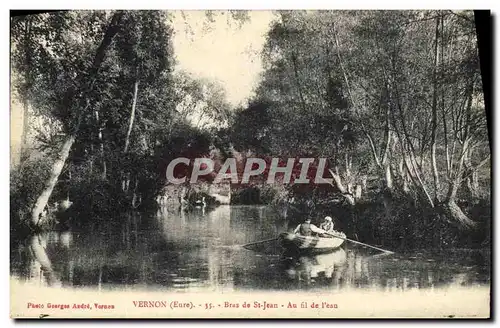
[214,237,279,250]
[326,232,394,254]
[242,237,279,248]
[240,234,394,254]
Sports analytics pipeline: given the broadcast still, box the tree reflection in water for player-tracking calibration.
[10,206,490,293]
[28,234,62,287]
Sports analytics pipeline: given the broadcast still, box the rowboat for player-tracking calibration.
[279,232,345,255]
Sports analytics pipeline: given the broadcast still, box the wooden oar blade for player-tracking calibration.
[326,232,395,255]
[243,237,280,254]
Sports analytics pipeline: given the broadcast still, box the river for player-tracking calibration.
[10,205,490,294]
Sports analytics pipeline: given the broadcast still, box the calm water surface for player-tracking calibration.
[11,205,490,292]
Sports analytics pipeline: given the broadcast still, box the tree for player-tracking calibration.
[239,10,489,225]
[11,11,126,227]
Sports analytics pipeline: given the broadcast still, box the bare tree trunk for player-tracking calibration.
[361,175,367,193]
[467,170,479,198]
[122,79,139,195]
[463,153,489,199]
[442,200,475,229]
[364,109,393,192]
[94,109,107,179]
[440,69,478,229]
[31,135,75,226]
[20,18,33,162]
[384,163,393,190]
[381,122,393,191]
[381,120,393,191]
[440,14,451,177]
[430,15,441,203]
[20,100,31,162]
[365,130,381,167]
[279,13,307,113]
[89,144,94,175]
[443,138,476,229]
[354,184,362,200]
[390,102,434,207]
[409,150,435,207]
[398,158,411,193]
[328,168,355,205]
[339,31,395,194]
[462,147,476,199]
[122,172,130,192]
[29,12,124,228]
[464,164,479,200]
[124,79,139,153]
[131,178,142,209]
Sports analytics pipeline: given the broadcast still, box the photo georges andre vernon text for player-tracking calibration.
[27,302,114,310]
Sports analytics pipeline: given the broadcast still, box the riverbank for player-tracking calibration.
[229,185,491,252]
[10,184,491,254]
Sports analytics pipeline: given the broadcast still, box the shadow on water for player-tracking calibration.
[10,206,490,292]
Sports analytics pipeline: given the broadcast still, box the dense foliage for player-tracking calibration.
[228,10,490,248]
[11,10,490,249]
[10,11,229,229]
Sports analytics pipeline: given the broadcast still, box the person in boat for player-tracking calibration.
[195,196,206,208]
[293,218,327,237]
[319,216,341,238]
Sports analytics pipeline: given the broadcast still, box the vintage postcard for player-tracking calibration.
[10,9,491,319]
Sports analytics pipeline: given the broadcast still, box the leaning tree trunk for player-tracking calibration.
[442,139,476,230]
[442,199,476,230]
[440,70,478,230]
[30,135,75,226]
[328,168,355,205]
[124,79,139,153]
[122,79,139,196]
[29,12,124,228]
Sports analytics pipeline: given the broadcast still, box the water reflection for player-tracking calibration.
[282,249,347,288]
[16,233,66,288]
[10,206,490,293]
